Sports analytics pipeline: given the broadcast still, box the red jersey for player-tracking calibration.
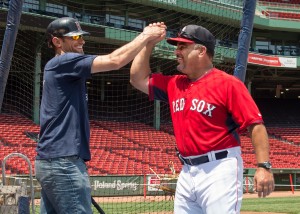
[149,68,263,156]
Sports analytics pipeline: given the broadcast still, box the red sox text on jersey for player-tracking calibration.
[173,98,216,117]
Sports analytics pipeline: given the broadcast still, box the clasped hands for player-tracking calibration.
[142,22,167,44]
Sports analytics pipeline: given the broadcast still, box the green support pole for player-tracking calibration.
[32,0,45,124]
[154,100,160,130]
[33,52,41,124]
[153,66,161,130]
[125,9,129,26]
[101,77,105,101]
[39,0,46,11]
[32,0,45,123]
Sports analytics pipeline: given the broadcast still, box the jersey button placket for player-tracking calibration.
[182,86,192,157]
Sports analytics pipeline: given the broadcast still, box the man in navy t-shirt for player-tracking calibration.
[35,17,166,213]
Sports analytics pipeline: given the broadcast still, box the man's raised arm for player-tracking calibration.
[130,22,167,94]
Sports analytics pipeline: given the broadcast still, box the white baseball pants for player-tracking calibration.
[174,146,243,214]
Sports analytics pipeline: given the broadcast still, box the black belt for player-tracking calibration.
[179,150,228,166]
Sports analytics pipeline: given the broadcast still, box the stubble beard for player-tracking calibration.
[177,64,185,73]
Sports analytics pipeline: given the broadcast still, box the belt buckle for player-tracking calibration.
[187,158,193,166]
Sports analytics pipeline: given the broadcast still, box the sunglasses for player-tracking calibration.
[59,35,84,40]
[70,35,84,40]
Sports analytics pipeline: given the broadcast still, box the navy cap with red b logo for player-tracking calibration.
[46,17,90,45]
[167,25,216,56]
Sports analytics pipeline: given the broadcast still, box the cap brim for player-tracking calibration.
[63,30,90,36]
[166,37,194,46]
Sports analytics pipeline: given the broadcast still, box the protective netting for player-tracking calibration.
[1,0,299,213]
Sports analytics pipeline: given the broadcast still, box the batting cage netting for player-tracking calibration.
[3,0,297,213]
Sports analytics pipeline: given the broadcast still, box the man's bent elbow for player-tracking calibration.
[130,78,138,89]
[130,79,148,94]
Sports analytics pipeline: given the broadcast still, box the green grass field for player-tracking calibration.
[97,201,174,214]
[241,196,300,214]
[34,196,300,213]
[91,196,300,214]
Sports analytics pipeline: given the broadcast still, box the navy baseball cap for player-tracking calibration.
[46,17,89,45]
[167,25,216,56]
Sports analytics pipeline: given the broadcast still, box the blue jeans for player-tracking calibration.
[35,156,92,214]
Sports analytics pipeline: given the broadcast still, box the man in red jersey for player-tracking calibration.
[130,24,274,214]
